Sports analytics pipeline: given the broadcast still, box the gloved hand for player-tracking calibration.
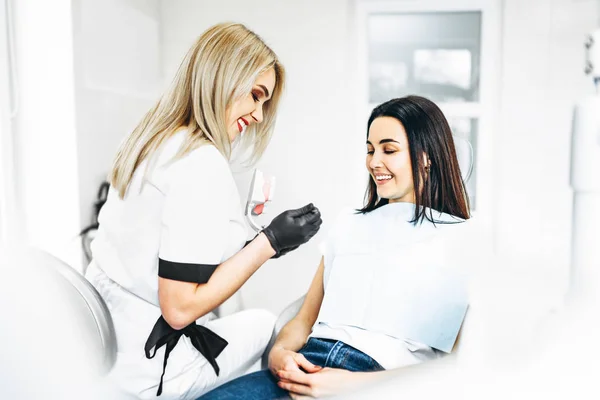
[262,203,322,258]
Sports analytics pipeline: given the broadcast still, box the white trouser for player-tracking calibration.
[86,262,275,400]
[184,309,276,399]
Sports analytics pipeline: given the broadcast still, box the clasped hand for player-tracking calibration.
[268,347,355,399]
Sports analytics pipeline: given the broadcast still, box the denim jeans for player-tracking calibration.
[198,337,384,400]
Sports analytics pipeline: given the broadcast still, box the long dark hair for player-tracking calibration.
[358,96,470,223]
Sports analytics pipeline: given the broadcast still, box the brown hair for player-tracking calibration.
[359,96,470,223]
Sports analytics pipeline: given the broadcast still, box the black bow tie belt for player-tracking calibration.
[145,316,227,396]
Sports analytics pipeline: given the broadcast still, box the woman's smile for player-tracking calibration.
[374,173,394,185]
[237,117,249,134]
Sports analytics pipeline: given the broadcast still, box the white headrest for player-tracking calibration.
[0,247,116,376]
[453,136,474,183]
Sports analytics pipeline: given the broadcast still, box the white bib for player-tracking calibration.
[316,205,469,353]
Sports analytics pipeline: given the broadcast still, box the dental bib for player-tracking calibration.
[316,203,470,353]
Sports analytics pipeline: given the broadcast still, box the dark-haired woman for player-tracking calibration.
[199,95,475,400]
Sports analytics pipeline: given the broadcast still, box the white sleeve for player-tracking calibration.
[158,148,232,283]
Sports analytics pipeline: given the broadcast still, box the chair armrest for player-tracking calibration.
[262,294,306,368]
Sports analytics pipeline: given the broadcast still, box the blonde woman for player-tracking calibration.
[85,23,322,400]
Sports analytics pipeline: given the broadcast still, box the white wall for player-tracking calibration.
[159,0,600,314]
[11,0,81,266]
[494,0,599,285]
[71,0,163,258]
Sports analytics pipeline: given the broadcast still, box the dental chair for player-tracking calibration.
[0,246,127,398]
[263,136,475,362]
[47,250,118,374]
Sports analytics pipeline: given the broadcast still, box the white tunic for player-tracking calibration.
[311,202,472,369]
[86,129,247,399]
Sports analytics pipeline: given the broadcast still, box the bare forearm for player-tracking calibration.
[272,317,313,353]
[272,260,324,353]
[197,233,274,305]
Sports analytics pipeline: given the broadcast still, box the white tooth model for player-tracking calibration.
[569,28,600,302]
[245,169,276,232]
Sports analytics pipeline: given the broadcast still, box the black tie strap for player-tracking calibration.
[158,258,219,284]
[144,316,228,396]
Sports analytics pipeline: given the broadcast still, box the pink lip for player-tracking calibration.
[237,120,243,133]
[375,178,392,186]
[240,117,249,125]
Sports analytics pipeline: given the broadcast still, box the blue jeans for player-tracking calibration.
[198,338,384,400]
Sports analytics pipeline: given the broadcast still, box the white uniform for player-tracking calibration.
[86,130,275,400]
[311,202,472,370]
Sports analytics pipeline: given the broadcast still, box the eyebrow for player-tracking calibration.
[366,139,400,145]
[257,84,271,99]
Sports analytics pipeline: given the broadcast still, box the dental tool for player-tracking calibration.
[245,169,276,232]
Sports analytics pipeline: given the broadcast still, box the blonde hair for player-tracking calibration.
[110,22,285,198]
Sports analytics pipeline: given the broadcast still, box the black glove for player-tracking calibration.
[262,203,322,258]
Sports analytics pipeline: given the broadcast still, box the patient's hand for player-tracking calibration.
[275,367,356,399]
[268,346,322,378]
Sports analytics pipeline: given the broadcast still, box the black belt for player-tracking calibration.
[144,316,228,396]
